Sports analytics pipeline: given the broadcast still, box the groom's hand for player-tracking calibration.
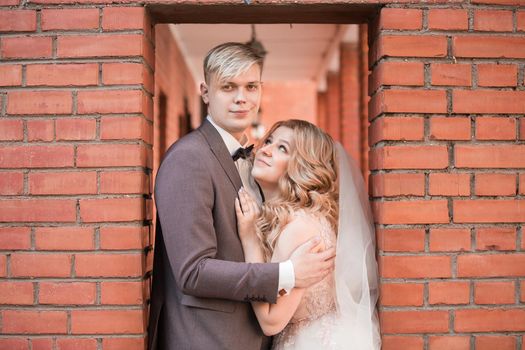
[289,237,336,289]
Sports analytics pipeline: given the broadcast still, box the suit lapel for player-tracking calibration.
[198,120,243,191]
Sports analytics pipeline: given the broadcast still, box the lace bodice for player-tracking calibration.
[272,210,338,350]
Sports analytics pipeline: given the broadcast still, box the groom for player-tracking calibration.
[148,42,335,350]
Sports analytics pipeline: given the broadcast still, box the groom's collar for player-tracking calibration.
[206,115,249,157]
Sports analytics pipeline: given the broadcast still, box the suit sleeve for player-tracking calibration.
[154,147,279,304]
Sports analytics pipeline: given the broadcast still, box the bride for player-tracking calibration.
[235,119,381,350]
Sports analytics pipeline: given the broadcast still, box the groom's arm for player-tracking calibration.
[155,146,279,304]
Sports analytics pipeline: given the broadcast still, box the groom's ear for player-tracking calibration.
[200,83,209,104]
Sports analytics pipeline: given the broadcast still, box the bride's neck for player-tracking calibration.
[259,184,279,202]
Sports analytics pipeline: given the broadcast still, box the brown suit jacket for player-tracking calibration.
[148,120,279,350]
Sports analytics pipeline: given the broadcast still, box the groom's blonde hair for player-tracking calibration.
[203,42,264,84]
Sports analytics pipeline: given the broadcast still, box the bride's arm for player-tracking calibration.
[235,190,324,336]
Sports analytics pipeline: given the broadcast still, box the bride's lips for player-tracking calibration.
[255,158,270,167]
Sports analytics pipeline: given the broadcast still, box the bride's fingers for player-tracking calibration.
[234,198,243,217]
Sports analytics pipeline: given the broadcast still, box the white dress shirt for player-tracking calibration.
[207,116,295,295]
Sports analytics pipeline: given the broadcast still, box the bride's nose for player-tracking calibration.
[261,144,272,156]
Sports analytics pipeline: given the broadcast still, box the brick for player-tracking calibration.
[100,170,149,194]
[1,36,52,59]
[35,227,94,250]
[475,336,516,350]
[77,144,147,167]
[80,197,145,223]
[102,338,145,350]
[41,8,99,31]
[370,145,448,170]
[381,336,423,350]
[454,90,525,114]
[521,119,525,141]
[431,63,471,86]
[472,0,524,4]
[0,282,34,305]
[0,199,76,222]
[0,338,27,350]
[455,145,525,168]
[429,228,471,252]
[370,61,424,94]
[39,282,96,305]
[0,255,6,277]
[429,281,470,305]
[376,228,425,252]
[27,119,54,142]
[0,227,31,249]
[0,145,74,168]
[519,11,525,32]
[0,119,23,141]
[102,7,144,30]
[428,336,470,350]
[371,173,425,197]
[0,65,22,86]
[57,34,142,58]
[77,89,144,114]
[429,173,470,196]
[369,117,423,145]
[454,199,525,223]
[71,310,143,334]
[475,173,516,196]
[377,35,447,60]
[56,338,98,350]
[429,117,470,141]
[522,281,525,302]
[457,254,525,277]
[381,311,449,334]
[2,310,67,334]
[100,281,143,305]
[520,173,525,194]
[56,118,97,140]
[11,253,71,277]
[8,91,72,115]
[477,64,517,87]
[381,255,451,278]
[455,309,525,332]
[454,36,525,59]
[26,64,98,86]
[0,171,24,195]
[428,9,468,30]
[474,281,515,304]
[100,116,150,142]
[476,227,516,251]
[380,283,424,306]
[476,116,516,140]
[371,90,447,118]
[373,200,449,224]
[474,10,513,32]
[30,171,97,195]
[379,8,422,30]
[102,62,143,86]
[31,338,53,349]
[0,10,36,32]
[75,253,142,277]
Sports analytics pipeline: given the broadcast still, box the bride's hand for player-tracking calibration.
[234,188,261,244]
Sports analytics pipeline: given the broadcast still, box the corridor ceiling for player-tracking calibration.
[170,24,357,87]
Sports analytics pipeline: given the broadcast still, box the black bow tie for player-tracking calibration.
[232,144,254,161]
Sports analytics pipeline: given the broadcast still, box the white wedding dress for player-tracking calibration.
[272,144,381,350]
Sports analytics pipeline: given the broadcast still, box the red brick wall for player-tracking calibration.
[0,4,153,349]
[370,3,525,349]
[1,1,524,349]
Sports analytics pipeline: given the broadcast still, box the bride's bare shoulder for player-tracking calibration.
[272,211,324,259]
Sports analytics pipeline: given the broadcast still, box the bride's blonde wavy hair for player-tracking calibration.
[256,119,339,261]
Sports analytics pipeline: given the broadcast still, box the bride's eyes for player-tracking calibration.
[278,145,288,153]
